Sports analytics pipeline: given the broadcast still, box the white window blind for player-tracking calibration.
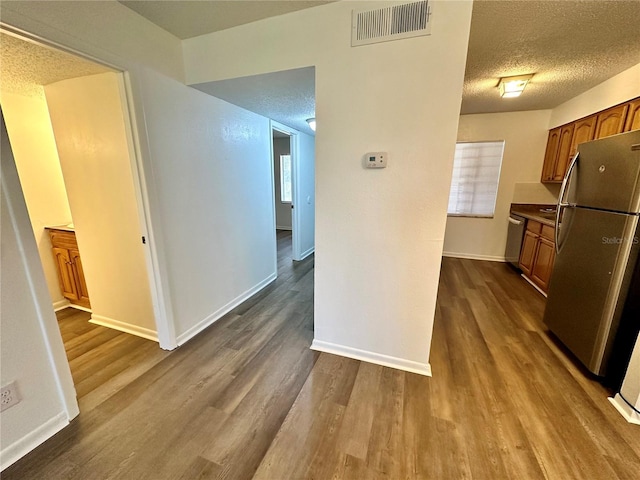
[447,141,505,217]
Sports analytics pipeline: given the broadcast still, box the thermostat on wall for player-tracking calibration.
[364,152,388,169]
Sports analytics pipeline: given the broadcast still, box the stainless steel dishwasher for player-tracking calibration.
[505,213,526,267]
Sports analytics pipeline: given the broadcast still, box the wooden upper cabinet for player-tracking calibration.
[569,115,596,157]
[624,99,640,132]
[541,128,561,182]
[594,104,629,139]
[553,124,575,182]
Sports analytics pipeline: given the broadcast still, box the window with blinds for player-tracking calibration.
[447,141,505,217]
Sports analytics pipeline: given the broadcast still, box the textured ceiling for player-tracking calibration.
[462,0,640,114]
[192,67,316,135]
[122,0,640,122]
[0,33,112,98]
[118,0,335,39]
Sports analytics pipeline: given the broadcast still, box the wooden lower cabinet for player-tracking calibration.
[531,237,555,291]
[519,220,556,294]
[48,228,91,309]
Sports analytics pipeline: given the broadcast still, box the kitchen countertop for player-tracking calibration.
[510,204,557,228]
[46,224,75,232]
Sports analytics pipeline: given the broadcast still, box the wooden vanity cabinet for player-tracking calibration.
[519,220,556,294]
[48,228,91,309]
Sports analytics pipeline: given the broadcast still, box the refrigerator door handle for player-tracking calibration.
[556,153,579,254]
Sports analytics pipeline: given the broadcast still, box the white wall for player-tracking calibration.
[550,63,640,128]
[184,0,473,373]
[295,131,315,260]
[1,113,78,470]
[443,110,555,261]
[44,72,156,337]
[134,68,277,343]
[0,89,73,307]
[273,136,292,230]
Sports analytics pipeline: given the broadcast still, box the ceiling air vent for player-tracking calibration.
[351,1,432,47]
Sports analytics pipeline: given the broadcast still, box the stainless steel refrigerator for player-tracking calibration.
[544,129,640,385]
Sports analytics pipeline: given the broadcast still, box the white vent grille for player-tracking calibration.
[352,1,432,47]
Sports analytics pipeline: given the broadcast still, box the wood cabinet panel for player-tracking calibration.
[624,100,640,132]
[53,247,79,301]
[569,116,596,157]
[531,237,556,291]
[70,249,91,308]
[520,220,556,294]
[541,128,561,182]
[540,224,555,241]
[48,228,91,308]
[541,98,639,183]
[594,104,629,139]
[519,230,538,277]
[553,124,575,182]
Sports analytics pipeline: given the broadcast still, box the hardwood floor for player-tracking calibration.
[4,241,639,479]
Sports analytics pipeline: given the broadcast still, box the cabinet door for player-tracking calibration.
[541,128,561,182]
[569,116,596,157]
[624,99,640,132]
[594,104,629,139]
[531,237,556,292]
[53,247,79,301]
[519,230,539,277]
[553,124,575,181]
[70,249,91,308]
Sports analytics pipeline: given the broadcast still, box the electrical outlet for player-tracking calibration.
[1,381,21,412]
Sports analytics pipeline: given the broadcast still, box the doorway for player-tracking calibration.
[0,30,161,403]
[272,127,294,270]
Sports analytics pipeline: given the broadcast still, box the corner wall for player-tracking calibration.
[443,110,554,261]
[183,0,474,372]
[0,89,73,307]
[134,69,277,343]
[1,113,78,470]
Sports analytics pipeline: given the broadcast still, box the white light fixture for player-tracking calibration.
[306,118,316,131]
[498,74,533,98]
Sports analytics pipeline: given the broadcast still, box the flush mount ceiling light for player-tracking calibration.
[306,118,316,131]
[498,74,534,98]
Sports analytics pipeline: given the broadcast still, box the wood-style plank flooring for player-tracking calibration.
[4,236,639,479]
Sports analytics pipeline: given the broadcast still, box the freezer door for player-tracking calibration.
[567,130,640,214]
[544,206,639,375]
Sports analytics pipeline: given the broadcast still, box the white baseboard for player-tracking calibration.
[89,315,158,342]
[297,246,315,261]
[310,340,432,377]
[0,411,69,471]
[609,394,640,425]
[521,274,548,297]
[176,272,278,346]
[69,304,92,313]
[442,252,506,262]
[52,299,70,311]
[276,226,292,231]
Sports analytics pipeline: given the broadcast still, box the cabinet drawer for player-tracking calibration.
[526,220,542,234]
[540,224,555,241]
[48,229,78,249]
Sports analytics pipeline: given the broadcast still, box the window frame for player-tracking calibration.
[279,154,292,204]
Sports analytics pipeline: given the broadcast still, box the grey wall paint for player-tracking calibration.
[273,136,292,230]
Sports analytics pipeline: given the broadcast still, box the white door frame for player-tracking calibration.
[0,25,176,349]
[270,120,303,261]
